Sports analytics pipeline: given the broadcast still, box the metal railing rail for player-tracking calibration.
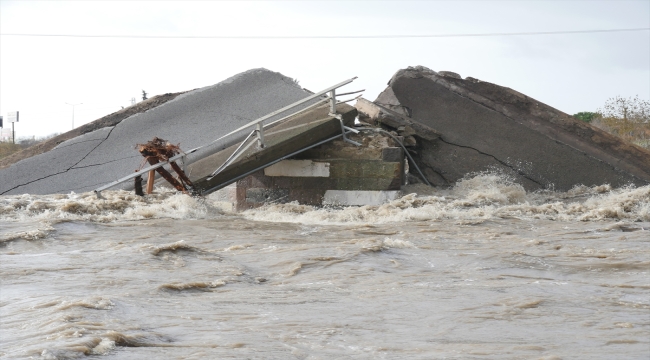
[204,76,357,151]
[206,77,359,179]
[93,77,358,198]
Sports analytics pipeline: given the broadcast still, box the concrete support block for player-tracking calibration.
[323,190,401,206]
[264,160,330,177]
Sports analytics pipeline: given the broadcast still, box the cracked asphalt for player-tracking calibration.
[0,69,316,195]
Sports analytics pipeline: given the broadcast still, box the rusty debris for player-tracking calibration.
[136,137,199,196]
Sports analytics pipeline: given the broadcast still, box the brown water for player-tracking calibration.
[1,174,649,359]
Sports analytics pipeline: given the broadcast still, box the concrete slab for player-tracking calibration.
[365,66,650,190]
[0,69,317,195]
[264,160,330,177]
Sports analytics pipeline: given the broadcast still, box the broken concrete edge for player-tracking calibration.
[355,98,442,186]
[356,98,440,141]
[0,91,187,170]
[386,66,650,182]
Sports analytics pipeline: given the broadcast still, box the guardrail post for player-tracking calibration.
[256,123,265,148]
[329,90,336,114]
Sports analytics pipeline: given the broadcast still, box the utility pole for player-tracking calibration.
[6,112,19,144]
[65,102,83,130]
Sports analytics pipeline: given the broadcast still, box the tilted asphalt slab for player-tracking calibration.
[373,66,650,191]
[0,69,318,195]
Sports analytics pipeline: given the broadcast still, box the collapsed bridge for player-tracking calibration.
[1,66,648,208]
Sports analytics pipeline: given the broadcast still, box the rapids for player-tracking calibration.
[1,174,648,359]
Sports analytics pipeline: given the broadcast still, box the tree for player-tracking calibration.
[573,112,598,123]
[142,90,148,101]
[590,95,650,149]
[599,95,649,123]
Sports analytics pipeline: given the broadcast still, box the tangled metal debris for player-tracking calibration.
[135,137,199,196]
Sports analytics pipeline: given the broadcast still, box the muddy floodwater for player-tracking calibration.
[1,175,649,359]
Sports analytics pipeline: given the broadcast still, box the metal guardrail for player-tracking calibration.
[206,78,361,180]
[206,77,357,151]
[201,128,359,195]
[93,77,359,198]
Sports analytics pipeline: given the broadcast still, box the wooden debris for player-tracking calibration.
[137,137,199,196]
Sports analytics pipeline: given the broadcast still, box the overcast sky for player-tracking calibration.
[1,0,648,138]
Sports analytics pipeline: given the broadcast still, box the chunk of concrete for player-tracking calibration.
[365,66,650,190]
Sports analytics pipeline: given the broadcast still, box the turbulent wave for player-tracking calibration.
[0,189,223,223]
[242,174,650,224]
[0,225,54,244]
[1,174,648,225]
[159,280,226,291]
[151,240,206,256]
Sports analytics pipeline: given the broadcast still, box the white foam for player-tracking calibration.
[91,338,116,355]
[1,174,648,226]
[241,174,650,224]
[0,189,223,223]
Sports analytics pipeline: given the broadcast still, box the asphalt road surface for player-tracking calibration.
[0,69,317,195]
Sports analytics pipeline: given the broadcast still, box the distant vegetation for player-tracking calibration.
[573,112,598,123]
[0,133,61,160]
[0,142,22,160]
[574,95,650,149]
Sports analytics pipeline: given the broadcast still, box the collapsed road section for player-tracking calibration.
[93,76,411,209]
[356,66,650,191]
[0,69,319,195]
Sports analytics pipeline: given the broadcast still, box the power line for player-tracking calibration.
[1,28,648,39]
